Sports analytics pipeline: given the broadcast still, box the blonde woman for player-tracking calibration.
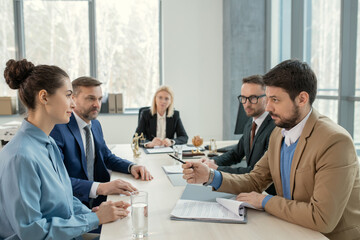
[135,86,188,148]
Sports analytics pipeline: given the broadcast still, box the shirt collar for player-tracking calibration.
[20,119,51,145]
[73,112,91,129]
[281,109,312,146]
[157,112,166,120]
[253,111,269,128]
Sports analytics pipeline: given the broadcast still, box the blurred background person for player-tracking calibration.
[135,85,188,148]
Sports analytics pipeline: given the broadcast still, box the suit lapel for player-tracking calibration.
[166,116,173,139]
[248,115,271,161]
[149,114,157,139]
[289,110,318,197]
[242,119,252,162]
[272,128,284,196]
[253,114,271,143]
[68,114,89,178]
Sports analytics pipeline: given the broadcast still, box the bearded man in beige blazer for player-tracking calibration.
[183,59,360,240]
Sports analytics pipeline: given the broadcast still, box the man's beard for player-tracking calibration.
[269,105,300,129]
[245,106,264,118]
[83,107,99,121]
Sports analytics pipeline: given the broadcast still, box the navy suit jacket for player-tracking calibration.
[135,109,188,145]
[50,114,132,206]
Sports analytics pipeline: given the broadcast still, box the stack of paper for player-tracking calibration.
[170,198,247,223]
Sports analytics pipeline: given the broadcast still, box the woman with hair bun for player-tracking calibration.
[0,59,129,240]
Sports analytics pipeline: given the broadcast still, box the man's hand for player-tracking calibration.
[162,138,172,147]
[236,192,266,209]
[201,158,218,170]
[97,179,137,196]
[131,165,153,181]
[96,200,130,225]
[182,161,211,184]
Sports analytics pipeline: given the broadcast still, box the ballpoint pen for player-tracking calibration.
[168,154,186,164]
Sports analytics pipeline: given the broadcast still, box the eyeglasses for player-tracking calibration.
[237,94,266,104]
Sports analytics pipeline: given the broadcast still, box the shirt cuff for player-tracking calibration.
[210,170,222,190]
[128,163,136,173]
[262,195,273,209]
[89,182,100,198]
[171,140,176,145]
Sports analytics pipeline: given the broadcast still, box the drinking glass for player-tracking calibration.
[131,191,148,238]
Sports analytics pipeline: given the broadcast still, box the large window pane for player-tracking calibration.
[311,0,341,97]
[24,0,89,80]
[0,0,16,97]
[313,99,338,124]
[96,0,160,109]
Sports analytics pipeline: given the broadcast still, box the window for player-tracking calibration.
[96,0,160,109]
[3,0,161,111]
[274,0,360,156]
[23,0,90,80]
[310,0,341,123]
[0,0,16,97]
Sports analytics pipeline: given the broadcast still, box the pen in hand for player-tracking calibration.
[168,154,186,164]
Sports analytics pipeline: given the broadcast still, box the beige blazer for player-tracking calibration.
[218,109,360,240]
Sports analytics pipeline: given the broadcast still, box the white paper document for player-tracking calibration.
[145,147,173,154]
[170,199,247,223]
[162,165,183,174]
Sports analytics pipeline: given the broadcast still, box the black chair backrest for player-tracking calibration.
[138,106,150,125]
[234,103,250,134]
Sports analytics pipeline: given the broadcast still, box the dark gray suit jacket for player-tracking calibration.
[213,114,276,194]
[135,109,188,145]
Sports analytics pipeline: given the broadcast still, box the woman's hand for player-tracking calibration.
[145,137,163,148]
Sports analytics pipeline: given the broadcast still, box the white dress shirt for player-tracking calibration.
[252,111,269,136]
[281,109,312,146]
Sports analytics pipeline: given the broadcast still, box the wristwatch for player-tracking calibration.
[203,168,215,186]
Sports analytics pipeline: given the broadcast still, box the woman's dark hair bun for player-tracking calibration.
[4,59,35,89]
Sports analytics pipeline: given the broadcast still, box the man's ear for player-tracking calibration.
[38,89,48,105]
[297,91,309,107]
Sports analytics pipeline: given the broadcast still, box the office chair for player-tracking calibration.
[138,106,150,125]
[216,104,250,153]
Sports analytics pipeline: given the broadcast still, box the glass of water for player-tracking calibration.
[131,191,148,239]
[173,145,183,165]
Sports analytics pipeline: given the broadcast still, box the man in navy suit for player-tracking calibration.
[51,76,153,208]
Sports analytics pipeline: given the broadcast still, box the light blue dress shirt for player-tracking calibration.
[0,120,99,240]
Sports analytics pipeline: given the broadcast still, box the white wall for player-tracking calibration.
[162,0,223,143]
[0,0,223,144]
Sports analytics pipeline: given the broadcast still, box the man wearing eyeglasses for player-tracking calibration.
[201,75,276,195]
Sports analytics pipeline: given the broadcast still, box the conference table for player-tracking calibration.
[100,142,327,240]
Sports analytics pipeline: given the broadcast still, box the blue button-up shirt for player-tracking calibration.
[0,120,99,240]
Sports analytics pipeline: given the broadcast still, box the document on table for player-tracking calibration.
[162,165,183,174]
[144,146,173,154]
[170,199,247,223]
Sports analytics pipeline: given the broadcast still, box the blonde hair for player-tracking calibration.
[150,85,174,117]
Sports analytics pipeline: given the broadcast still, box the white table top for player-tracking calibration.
[100,142,327,240]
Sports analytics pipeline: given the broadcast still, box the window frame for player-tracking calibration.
[12,0,162,113]
[268,0,360,155]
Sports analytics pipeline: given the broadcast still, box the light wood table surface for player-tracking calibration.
[100,142,327,240]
